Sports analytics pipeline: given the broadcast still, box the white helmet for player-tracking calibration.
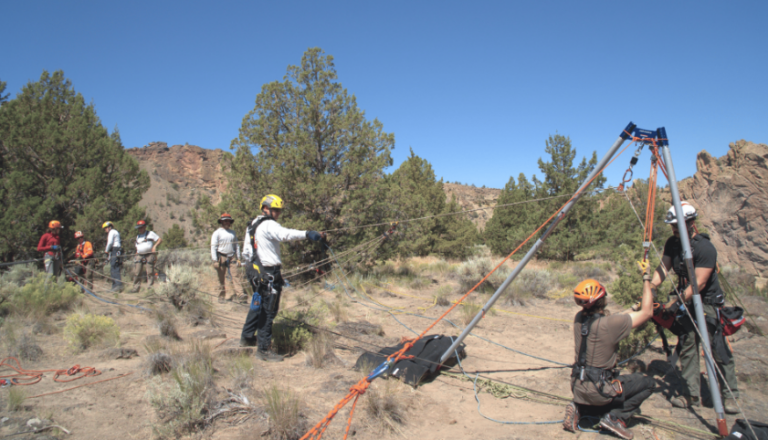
[664,201,697,224]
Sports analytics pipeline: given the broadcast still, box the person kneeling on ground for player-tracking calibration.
[563,262,655,440]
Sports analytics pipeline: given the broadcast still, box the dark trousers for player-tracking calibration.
[578,374,655,422]
[240,268,283,351]
[109,247,123,291]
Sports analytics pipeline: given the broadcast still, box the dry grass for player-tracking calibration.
[304,332,341,369]
[6,387,26,412]
[459,301,482,326]
[262,383,306,440]
[433,285,452,307]
[154,308,181,340]
[1,318,43,361]
[226,352,254,390]
[326,299,348,323]
[146,352,174,376]
[363,379,406,433]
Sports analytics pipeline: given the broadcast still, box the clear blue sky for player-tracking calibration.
[3,1,765,189]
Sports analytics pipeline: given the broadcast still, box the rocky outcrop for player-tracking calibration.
[444,183,501,231]
[678,140,768,279]
[127,142,228,196]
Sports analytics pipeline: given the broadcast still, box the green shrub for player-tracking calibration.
[503,269,555,303]
[617,322,656,361]
[63,312,120,351]
[2,273,80,318]
[273,306,326,354]
[459,301,482,326]
[433,285,452,306]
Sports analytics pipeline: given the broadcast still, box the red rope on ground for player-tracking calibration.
[299,139,633,440]
[0,357,101,385]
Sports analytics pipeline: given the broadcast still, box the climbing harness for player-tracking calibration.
[571,313,623,400]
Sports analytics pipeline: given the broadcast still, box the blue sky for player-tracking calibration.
[2,1,765,189]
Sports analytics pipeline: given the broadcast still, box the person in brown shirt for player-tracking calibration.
[563,262,655,440]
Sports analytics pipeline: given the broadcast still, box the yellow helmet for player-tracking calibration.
[260,194,284,209]
[102,221,114,229]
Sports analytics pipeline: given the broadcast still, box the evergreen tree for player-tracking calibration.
[0,71,150,261]
[198,48,394,269]
[382,149,477,259]
[532,134,603,260]
[162,224,188,249]
[484,173,539,256]
[0,79,9,105]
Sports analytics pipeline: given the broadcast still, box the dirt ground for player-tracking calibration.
[2,259,768,440]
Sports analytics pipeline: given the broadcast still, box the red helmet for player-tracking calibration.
[135,220,147,230]
[74,231,84,239]
[218,213,234,224]
[573,279,606,308]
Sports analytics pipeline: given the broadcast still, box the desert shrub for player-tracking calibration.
[1,263,40,286]
[433,285,452,306]
[454,257,496,293]
[571,262,608,282]
[408,277,431,290]
[617,322,655,361]
[304,332,340,369]
[146,352,174,376]
[227,352,254,390]
[364,379,406,433]
[326,299,348,323]
[459,301,482,326]
[6,387,26,412]
[63,312,120,351]
[262,383,305,440]
[273,304,327,354]
[555,272,580,291]
[155,249,209,269]
[154,308,180,340]
[158,265,211,323]
[503,269,555,304]
[1,273,80,318]
[2,324,43,361]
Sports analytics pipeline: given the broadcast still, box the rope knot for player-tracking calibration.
[350,381,370,396]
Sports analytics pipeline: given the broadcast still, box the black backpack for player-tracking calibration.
[244,216,274,287]
[725,419,768,440]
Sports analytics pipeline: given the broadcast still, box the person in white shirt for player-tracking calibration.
[240,194,324,362]
[131,219,162,293]
[210,213,243,302]
[102,221,123,292]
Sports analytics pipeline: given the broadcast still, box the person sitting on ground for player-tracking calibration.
[563,262,655,440]
[73,231,95,290]
[131,220,161,293]
[210,213,244,303]
[239,194,324,362]
[103,221,123,292]
[37,220,63,277]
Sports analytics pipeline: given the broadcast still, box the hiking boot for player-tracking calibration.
[239,336,257,347]
[723,397,739,415]
[600,413,633,440]
[256,350,284,362]
[671,395,700,408]
[563,401,579,432]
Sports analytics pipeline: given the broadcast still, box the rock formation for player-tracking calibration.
[677,140,768,281]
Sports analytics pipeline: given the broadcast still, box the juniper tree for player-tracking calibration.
[162,224,188,249]
[382,149,478,259]
[0,71,149,261]
[484,173,539,256]
[0,80,9,105]
[197,48,394,269]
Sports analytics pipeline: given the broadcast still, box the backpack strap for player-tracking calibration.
[247,216,274,259]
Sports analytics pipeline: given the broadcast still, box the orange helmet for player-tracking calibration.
[74,231,84,239]
[573,279,606,308]
[49,220,63,229]
[135,219,147,230]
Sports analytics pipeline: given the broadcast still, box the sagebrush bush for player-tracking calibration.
[273,304,326,354]
[262,383,305,440]
[63,312,120,351]
[459,301,482,326]
[503,269,555,303]
[433,285,451,306]
[158,265,199,309]
[155,249,210,269]
[326,299,348,323]
[149,340,215,438]
[227,352,254,389]
[1,273,80,318]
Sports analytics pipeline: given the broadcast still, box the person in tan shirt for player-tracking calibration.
[563,261,655,440]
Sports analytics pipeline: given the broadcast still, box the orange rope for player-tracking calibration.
[299,139,634,440]
[26,372,133,399]
[0,357,100,385]
[643,155,659,261]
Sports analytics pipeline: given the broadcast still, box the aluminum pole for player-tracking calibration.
[439,122,637,364]
[658,127,728,436]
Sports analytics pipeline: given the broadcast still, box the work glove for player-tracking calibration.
[51,245,60,251]
[306,231,323,242]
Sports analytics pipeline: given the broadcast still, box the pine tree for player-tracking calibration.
[484,173,539,256]
[533,134,603,260]
[0,71,150,261]
[0,79,9,105]
[198,48,394,269]
[382,149,478,259]
[162,224,188,249]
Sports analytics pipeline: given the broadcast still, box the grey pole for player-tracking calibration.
[658,127,728,436]
[439,122,637,364]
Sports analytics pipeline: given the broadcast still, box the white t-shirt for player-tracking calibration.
[243,216,306,267]
[210,228,241,261]
[135,230,160,254]
[105,229,121,252]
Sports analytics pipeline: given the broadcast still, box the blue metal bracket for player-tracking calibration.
[633,128,657,145]
[366,359,392,381]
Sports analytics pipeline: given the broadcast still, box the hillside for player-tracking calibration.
[126,145,503,239]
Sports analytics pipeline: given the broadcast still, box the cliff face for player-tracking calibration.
[678,140,768,279]
[126,142,229,239]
